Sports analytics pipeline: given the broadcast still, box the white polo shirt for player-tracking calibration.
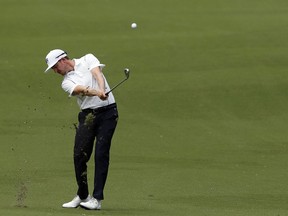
[61,53,115,110]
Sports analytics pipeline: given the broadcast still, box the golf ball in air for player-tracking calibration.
[131,23,137,29]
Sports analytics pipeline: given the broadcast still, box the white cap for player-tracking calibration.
[44,49,67,72]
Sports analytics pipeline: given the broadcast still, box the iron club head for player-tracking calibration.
[124,68,130,79]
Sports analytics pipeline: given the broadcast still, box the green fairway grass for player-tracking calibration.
[1,0,288,215]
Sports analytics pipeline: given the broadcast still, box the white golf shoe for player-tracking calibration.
[80,197,101,210]
[62,195,91,208]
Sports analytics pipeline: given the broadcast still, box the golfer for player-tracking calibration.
[44,49,118,210]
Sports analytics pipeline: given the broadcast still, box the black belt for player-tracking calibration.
[82,103,116,114]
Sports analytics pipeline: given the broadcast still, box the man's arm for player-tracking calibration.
[72,85,100,97]
[90,66,108,100]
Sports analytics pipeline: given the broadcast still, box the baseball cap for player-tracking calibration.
[44,49,67,72]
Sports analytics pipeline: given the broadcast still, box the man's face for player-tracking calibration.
[52,58,69,76]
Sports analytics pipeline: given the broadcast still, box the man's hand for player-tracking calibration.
[98,90,108,100]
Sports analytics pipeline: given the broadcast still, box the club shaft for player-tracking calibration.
[105,78,128,95]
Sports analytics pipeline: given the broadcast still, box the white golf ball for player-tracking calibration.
[131,23,137,29]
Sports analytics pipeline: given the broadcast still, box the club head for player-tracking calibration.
[124,68,130,79]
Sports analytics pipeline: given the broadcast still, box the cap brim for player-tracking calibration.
[44,65,53,73]
[44,60,57,73]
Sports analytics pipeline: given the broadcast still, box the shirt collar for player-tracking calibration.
[73,58,81,68]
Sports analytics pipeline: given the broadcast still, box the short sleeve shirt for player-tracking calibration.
[61,54,115,110]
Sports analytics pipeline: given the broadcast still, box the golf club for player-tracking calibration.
[105,68,130,95]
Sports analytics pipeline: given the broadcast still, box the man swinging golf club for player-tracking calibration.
[44,49,119,210]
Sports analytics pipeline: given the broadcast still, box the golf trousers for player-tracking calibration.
[74,103,118,200]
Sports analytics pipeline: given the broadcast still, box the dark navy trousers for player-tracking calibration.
[74,103,118,200]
